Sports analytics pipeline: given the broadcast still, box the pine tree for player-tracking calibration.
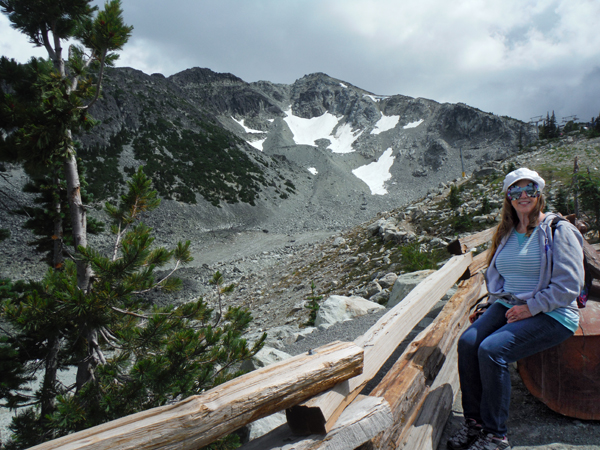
[0,168,266,448]
[0,3,265,447]
[577,173,600,235]
[539,110,558,139]
[550,111,558,137]
[0,0,133,284]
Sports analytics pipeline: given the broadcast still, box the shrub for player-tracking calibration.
[304,282,323,327]
[480,196,492,215]
[453,212,474,232]
[448,185,461,208]
[400,242,441,272]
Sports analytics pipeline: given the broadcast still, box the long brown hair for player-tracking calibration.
[487,192,546,265]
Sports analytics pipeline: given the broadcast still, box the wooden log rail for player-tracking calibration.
[30,341,364,450]
[35,226,523,450]
[286,252,473,435]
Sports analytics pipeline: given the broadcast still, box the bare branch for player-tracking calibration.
[81,49,106,110]
[132,260,181,295]
[111,306,150,319]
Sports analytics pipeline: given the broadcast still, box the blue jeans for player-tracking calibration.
[457,302,573,436]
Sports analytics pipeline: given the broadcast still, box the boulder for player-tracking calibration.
[242,412,287,443]
[241,346,292,372]
[365,281,382,297]
[315,295,385,329]
[387,270,436,308]
[332,237,346,247]
[369,289,390,305]
[377,272,398,289]
[246,325,316,350]
[367,218,387,235]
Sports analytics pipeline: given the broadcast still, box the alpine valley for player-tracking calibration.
[1,67,534,288]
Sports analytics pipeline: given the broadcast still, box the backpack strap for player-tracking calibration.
[548,215,589,308]
[549,215,566,238]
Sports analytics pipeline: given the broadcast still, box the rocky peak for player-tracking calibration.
[168,67,245,87]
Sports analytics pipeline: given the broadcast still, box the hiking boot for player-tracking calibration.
[447,418,482,449]
[467,432,511,450]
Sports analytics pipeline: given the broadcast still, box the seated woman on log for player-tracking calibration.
[447,168,584,450]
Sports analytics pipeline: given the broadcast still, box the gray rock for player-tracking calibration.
[315,295,386,329]
[240,346,292,372]
[377,273,398,289]
[247,325,316,350]
[365,281,383,297]
[388,270,436,308]
[332,237,346,247]
[369,289,390,305]
[244,412,287,442]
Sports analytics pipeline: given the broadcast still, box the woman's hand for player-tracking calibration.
[506,304,532,323]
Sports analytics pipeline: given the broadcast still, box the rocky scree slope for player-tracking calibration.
[192,136,600,343]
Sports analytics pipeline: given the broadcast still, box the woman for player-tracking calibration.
[447,168,584,450]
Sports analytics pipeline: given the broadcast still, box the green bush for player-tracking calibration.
[480,196,492,215]
[400,242,441,272]
[453,212,474,232]
[304,282,323,327]
[448,185,461,208]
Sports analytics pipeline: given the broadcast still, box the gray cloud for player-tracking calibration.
[1,0,599,122]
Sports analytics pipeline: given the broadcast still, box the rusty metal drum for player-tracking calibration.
[517,299,600,420]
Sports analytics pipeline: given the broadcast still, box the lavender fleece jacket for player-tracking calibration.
[485,213,584,316]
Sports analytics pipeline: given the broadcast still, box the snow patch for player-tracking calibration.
[363,94,390,102]
[308,167,318,175]
[232,117,263,134]
[283,109,361,154]
[340,83,348,88]
[352,148,395,195]
[371,114,400,135]
[283,109,338,146]
[403,119,424,129]
[328,123,363,154]
[249,139,265,151]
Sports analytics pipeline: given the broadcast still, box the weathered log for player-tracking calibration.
[582,239,600,280]
[447,226,496,255]
[397,343,461,450]
[458,249,490,281]
[363,273,487,450]
[286,253,473,435]
[29,341,364,450]
[240,396,393,450]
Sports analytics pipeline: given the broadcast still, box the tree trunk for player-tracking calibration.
[40,335,61,422]
[64,137,97,391]
[63,140,90,292]
[52,169,64,269]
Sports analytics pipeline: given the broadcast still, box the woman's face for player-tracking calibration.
[508,179,539,217]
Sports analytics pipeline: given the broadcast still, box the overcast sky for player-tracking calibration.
[1,0,599,123]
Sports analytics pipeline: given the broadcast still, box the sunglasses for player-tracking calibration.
[506,183,540,201]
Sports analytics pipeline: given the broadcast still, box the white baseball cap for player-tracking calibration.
[502,168,545,193]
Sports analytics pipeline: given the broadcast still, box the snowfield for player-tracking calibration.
[371,114,400,135]
[404,119,424,129]
[232,117,263,134]
[283,109,362,154]
[352,148,395,195]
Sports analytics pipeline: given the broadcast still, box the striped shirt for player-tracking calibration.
[494,226,579,332]
[496,228,541,295]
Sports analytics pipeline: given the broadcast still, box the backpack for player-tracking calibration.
[549,216,591,308]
